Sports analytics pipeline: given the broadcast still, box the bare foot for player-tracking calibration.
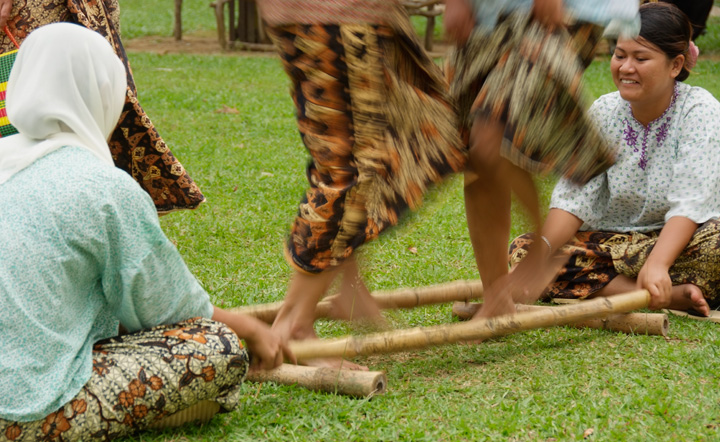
[326,258,388,330]
[460,276,516,345]
[326,291,384,323]
[508,251,569,305]
[271,261,374,371]
[471,284,516,320]
[273,315,370,371]
[669,284,710,317]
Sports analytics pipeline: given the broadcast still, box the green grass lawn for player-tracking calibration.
[117,3,720,441]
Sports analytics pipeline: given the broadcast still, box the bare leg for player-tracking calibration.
[464,119,515,318]
[506,163,542,233]
[465,118,558,319]
[327,257,387,329]
[272,269,339,342]
[490,162,570,307]
[272,267,369,370]
[594,275,710,316]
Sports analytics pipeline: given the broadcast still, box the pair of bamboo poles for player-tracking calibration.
[234,280,663,397]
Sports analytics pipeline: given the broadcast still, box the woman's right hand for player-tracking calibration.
[212,307,295,371]
[242,318,295,372]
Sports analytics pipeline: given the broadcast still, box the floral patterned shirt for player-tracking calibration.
[551,82,720,233]
[0,147,214,422]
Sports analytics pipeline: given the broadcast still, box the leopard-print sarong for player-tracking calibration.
[265,7,465,273]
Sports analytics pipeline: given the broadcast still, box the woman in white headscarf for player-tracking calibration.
[0,23,290,441]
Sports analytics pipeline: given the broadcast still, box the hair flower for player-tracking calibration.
[687,41,700,70]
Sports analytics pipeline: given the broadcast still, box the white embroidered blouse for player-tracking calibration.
[551,82,720,233]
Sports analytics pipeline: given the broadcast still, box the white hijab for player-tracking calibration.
[0,22,126,185]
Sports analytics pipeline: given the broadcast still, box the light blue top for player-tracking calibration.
[469,0,639,35]
[0,147,214,422]
[551,82,720,233]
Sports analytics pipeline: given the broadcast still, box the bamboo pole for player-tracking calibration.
[452,302,668,337]
[246,364,387,398]
[231,279,484,323]
[288,290,651,360]
[664,309,720,323]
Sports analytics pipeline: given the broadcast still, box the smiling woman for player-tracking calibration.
[509,2,720,316]
[612,3,696,125]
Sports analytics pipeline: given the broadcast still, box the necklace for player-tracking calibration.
[622,83,679,170]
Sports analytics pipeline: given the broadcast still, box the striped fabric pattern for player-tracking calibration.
[0,49,17,137]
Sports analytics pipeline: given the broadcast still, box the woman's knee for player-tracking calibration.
[467,118,505,175]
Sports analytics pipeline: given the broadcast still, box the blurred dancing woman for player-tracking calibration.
[445,0,639,319]
[258,0,466,367]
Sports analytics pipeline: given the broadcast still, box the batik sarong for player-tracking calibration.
[508,220,720,307]
[262,1,465,274]
[0,318,249,441]
[448,12,614,185]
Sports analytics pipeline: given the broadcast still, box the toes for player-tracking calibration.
[690,294,710,316]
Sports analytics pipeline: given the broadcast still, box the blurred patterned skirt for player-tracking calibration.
[448,12,614,185]
[0,0,205,213]
[508,220,720,307]
[264,5,465,274]
[0,318,249,441]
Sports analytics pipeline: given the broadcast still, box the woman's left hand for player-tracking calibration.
[635,217,699,310]
[636,261,672,310]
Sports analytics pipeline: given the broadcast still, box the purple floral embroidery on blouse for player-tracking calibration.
[623,122,639,153]
[656,119,671,144]
[623,83,679,170]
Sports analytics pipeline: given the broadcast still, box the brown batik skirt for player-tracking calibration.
[448,12,614,185]
[266,16,465,274]
[0,318,249,441]
[0,0,205,213]
[508,220,720,308]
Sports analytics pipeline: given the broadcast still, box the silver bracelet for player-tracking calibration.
[540,235,552,256]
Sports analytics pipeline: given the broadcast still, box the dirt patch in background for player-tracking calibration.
[124,33,276,57]
[124,32,453,58]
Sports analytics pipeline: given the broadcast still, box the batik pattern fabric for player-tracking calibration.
[508,220,720,307]
[0,0,205,213]
[0,318,249,442]
[448,11,615,185]
[266,7,465,274]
